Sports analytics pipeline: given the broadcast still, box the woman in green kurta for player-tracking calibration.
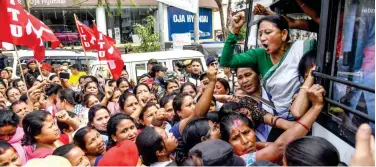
[220,13,315,117]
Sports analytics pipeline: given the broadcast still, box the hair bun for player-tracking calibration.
[73,91,83,104]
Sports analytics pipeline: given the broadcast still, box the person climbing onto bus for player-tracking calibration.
[253,0,320,32]
[220,12,316,118]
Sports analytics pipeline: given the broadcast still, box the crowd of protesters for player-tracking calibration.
[0,11,372,167]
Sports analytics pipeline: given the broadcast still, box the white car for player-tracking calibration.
[90,50,207,82]
[3,49,98,78]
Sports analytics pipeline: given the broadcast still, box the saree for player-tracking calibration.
[220,33,315,117]
[262,40,315,117]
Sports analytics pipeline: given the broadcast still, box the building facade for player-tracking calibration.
[21,0,218,47]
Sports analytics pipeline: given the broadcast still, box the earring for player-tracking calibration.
[280,44,286,51]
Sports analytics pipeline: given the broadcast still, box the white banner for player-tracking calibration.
[157,0,198,13]
[172,33,191,50]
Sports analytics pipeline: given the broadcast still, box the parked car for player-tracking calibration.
[3,49,98,78]
[89,50,207,82]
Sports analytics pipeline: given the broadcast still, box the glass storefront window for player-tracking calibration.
[30,8,96,47]
[330,0,375,129]
[106,7,157,44]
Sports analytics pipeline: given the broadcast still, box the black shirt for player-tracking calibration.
[27,69,40,79]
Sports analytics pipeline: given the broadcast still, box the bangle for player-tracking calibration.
[273,116,282,128]
[300,86,309,90]
[300,3,305,8]
[297,120,310,131]
[270,117,274,127]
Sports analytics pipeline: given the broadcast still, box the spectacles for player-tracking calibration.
[210,62,218,67]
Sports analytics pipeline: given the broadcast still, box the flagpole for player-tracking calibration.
[24,0,43,81]
[36,61,44,81]
[13,45,29,98]
[74,14,91,74]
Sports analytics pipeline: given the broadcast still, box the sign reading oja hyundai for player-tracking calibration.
[168,7,213,41]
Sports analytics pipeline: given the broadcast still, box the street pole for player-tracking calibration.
[193,7,199,44]
[158,2,165,44]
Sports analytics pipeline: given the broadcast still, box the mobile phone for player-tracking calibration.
[59,72,70,79]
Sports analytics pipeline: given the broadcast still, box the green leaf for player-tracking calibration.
[132,16,161,52]
[116,0,122,15]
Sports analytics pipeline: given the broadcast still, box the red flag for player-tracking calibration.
[75,16,97,51]
[0,0,45,61]
[92,23,124,79]
[26,11,60,49]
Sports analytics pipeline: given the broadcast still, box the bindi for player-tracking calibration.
[233,119,242,128]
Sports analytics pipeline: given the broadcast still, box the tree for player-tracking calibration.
[133,16,161,53]
[214,0,228,40]
[226,0,233,35]
[215,0,236,41]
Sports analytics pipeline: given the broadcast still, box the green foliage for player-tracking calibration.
[238,25,247,41]
[133,16,161,53]
[124,43,134,53]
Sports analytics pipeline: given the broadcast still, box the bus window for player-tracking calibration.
[330,0,374,129]
[286,14,318,42]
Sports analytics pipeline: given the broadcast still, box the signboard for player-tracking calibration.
[157,0,198,13]
[18,0,75,8]
[172,33,191,50]
[168,7,213,41]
